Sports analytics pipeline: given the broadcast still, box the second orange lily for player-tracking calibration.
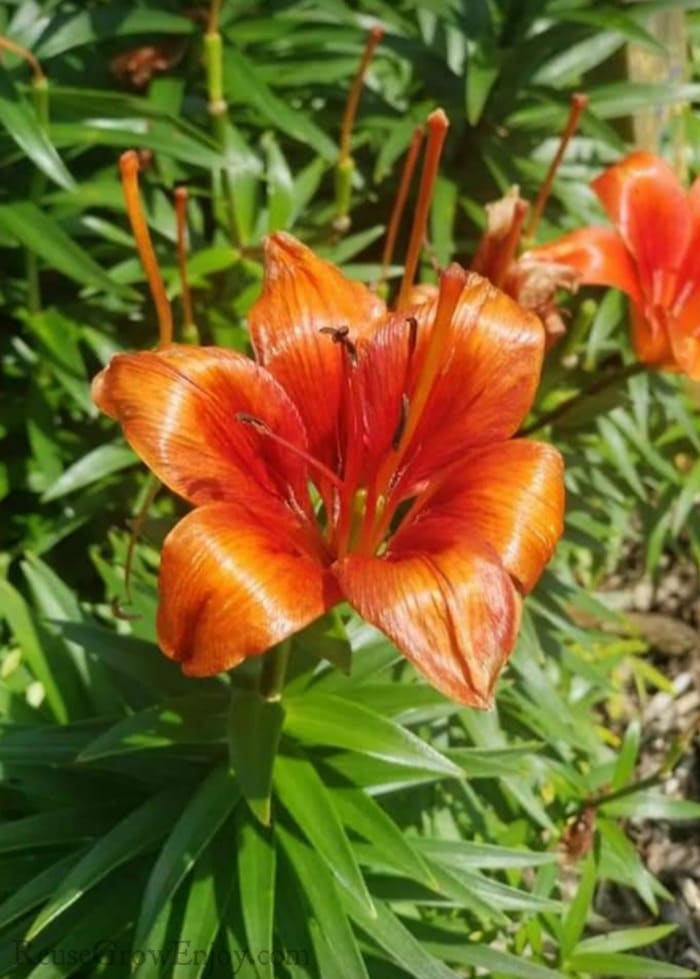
[529,151,700,379]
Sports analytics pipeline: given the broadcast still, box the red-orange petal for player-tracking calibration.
[592,152,691,293]
[249,232,386,466]
[405,274,545,489]
[356,275,545,495]
[336,517,520,708]
[157,503,337,676]
[92,344,309,512]
[630,303,674,369]
[528,227,642,305]
[422,440,565,593]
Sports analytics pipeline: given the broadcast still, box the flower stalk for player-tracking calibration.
[334,25,384,228]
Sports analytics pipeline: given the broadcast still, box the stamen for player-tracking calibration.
[396,109,450,311]
[362,263,467,552]
[399,263,467,451]
[124,476,160,604]
[391,393,410,450]
[319,325,358,365]
[174,187,197,339]
[119,150,173,346]
[525,92,588,239]
[339,25,384,166]
[377,125,424,292]
[235,413,345,491]
[406,316,418,360]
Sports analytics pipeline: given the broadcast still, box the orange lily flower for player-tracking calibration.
[528,151,700,379]
[93,233,564,707]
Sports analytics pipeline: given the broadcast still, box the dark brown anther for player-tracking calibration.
[235,412,270,432]
[406,316,418,359]
[319,325,357,366]
[391,393,410,450]
[319,324,350,341]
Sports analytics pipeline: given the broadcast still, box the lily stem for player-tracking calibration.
[521,361,648,436]
[259,639,291,702]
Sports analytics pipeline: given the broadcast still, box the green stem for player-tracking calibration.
[26,76,50,313]
[259,639,291,702]
[521,361,648,436]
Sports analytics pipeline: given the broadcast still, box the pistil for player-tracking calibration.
[119,150,173,346]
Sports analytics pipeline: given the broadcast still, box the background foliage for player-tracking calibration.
[1,1,700,977]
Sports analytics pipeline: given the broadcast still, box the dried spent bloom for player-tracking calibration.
[93,233,564,708]
[527,151,700,379]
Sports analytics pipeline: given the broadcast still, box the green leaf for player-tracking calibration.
[0,852,78,929]
[170,817,238,979]
[0,64,73,189]
[237,815,276,979]
[228,688,284,826]
[278,826,369,979]
[341,897,458,979]
[611,719,641,791]
[416,838,558,870]
[77,693,228,760]
[41,444,136,502]
[283,692,462,777]
[0,807,119,854]
[133,765,240,952]
[426,942,565,979]
[36,5,195,59]
[0,577,70,722]
[601,791,700,821]
[565,952,696,977]
[331,786,436,889]
[574,924,678,955]
[224,48,337,160]
[262,132,294,232]
[0,203,131,296]
[26,788,188,940]
[561,853,597,957]
[274,752,374,915]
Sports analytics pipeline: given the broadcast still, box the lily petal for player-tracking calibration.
[92,345,309,511]
[357,275,545,494]
[249,232,386,465]
[418,441,565,593]
[158,503,337,675]
[406,274,545,489]
[336,513,520,708]
[592,151,691,293]
[528,226,642,304]
[630,303,675,369]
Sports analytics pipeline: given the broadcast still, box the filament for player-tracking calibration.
[377,125,424,292]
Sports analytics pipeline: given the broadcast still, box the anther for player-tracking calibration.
[319,325,358,365]
[236,412,270,431]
